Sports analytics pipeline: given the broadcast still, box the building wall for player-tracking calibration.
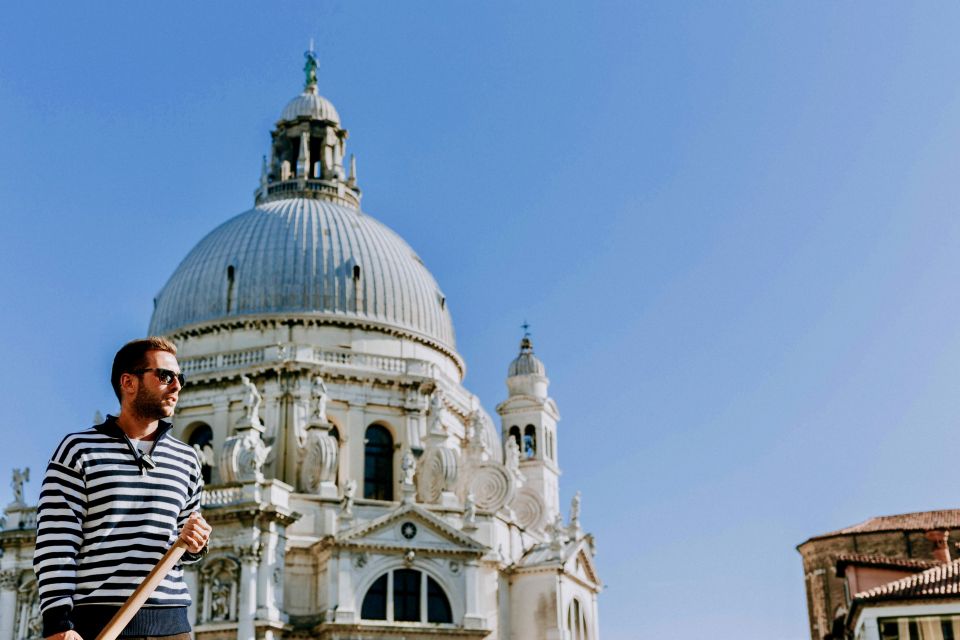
[798,529,960,640]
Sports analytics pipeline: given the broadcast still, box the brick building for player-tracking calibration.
[798,510,960,639]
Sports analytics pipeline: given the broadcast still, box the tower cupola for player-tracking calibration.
[507,333,549,398]
[255,47,361,208]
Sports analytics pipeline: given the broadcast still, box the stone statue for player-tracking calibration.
[401,449,417,486]
[239,375,262,428]
[570,491,581,525]
[304,48,318,88]
[312,375,329,424]
[11,468,29,505]
[341,479,357,517]
[548,513,567,551]
[210,577,231,621]
[428,388,444,434]
[505,438,520,474]
[464,492,477,527]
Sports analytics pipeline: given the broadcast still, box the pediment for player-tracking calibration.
[337,503,487,556]
[564,542,601,588]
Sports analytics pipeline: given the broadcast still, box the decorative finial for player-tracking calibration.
[304,44,318,89]
[519,321,533,353]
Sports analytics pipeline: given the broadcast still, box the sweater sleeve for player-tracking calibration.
[33,441,87,636]
[176,451,207,565]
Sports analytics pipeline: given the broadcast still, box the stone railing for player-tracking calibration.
[257,178,360,208]
[181,344,435,379]
[313,348,411,374]
[181,348,266,376]
[201,485,244,507]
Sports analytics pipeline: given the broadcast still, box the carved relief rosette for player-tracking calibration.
[465,463,515,512]
[300,429,338,493]
[416,446,458,503]
[219,429,270,483]
[511,487,547,531]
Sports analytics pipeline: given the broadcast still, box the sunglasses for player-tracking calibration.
[133,367,186,387]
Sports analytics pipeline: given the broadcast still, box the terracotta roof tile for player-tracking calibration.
[854,558,960,602]
[835,553,940,576]
[809,510,960,541]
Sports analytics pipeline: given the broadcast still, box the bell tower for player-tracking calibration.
[496,330,562,520]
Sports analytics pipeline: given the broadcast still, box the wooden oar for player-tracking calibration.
[95,540,188,640]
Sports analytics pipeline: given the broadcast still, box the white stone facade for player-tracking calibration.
[0,53,601,640]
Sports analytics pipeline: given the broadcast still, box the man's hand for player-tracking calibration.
[179,511,212,553]
[46,631,83,640]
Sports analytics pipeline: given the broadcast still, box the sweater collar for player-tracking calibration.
[96,414,173,442]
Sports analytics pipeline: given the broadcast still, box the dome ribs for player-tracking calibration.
[148,199,456,350]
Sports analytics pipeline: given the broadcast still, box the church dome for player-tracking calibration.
[148,198,456,349]
[508,336,546,377]
[281,85,340,123]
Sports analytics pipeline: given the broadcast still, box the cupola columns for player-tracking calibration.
[254,50,361,209]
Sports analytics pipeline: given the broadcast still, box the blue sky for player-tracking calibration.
[3,3,960,638]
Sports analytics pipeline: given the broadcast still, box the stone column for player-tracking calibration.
[324,550,339,623]
[237,547,259,640]
[0,570,18,640]
[343,403,365,490]
[463,561,484,629]
[333,550,355,623]
[211,398,230,484]
[256,519,286,623]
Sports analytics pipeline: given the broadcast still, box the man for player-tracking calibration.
[34,337,212,640]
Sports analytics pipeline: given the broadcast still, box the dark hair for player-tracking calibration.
[111,337,178,400]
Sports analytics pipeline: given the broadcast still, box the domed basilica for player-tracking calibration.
[0,51,601,640]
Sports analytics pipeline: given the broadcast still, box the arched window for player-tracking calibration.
[364,424,393,500]
[567,598,588,640]
[523,425,537,459]
[187,423,214,484]
[508,426,521,452]
[226,266,236,314]
[360,569,453,624]
[360,574,388,620]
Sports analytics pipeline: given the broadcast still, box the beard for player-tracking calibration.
[132,385,175,421]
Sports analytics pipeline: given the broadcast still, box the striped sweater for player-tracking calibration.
[33,417,205,636]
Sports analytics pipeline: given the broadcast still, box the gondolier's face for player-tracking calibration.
[131,350,182,420]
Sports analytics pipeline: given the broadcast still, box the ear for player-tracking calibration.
[119,371,139,399]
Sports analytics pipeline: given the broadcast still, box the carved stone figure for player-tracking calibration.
[201,557,239,623]
[312,375,329,425]
[11,468,29,505]
[548,513,567,551]
[219,392,271,486]
[505,438,520,476]
[341,479,357,517]
[464,492,477,527]
[210,577,232,621]
[428,388,444,434]
[238,375,262,428]
[570,491,582,526]
[401,449,417,486]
